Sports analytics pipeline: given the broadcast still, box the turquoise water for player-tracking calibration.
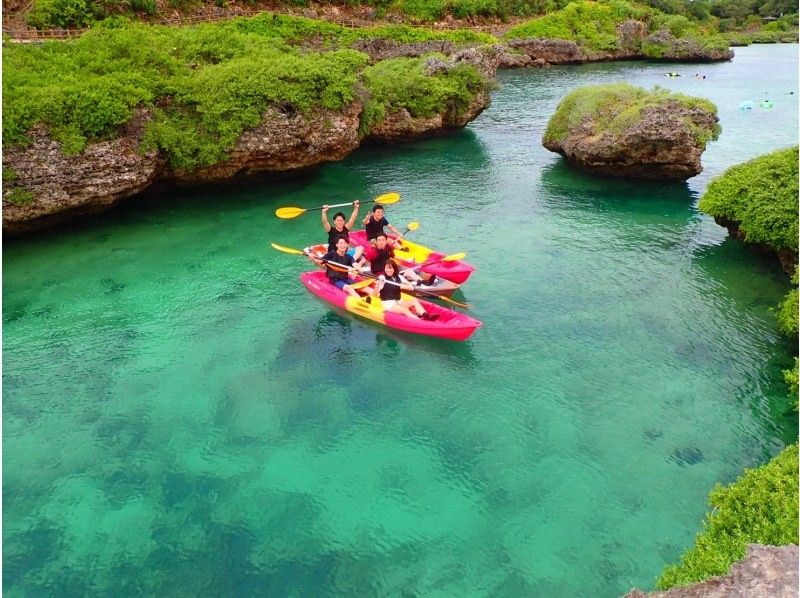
[3,44,798,596]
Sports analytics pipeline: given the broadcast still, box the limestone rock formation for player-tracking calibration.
[3,111,160,234]
[173,102,363,182]
[542,85,719,180]
[625,544,799,598]
[506,21,731,65]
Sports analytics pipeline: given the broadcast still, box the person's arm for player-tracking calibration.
[321,205,331,232]
[363,211,372,226]
[346,200,360,229]
[386,221,402,236]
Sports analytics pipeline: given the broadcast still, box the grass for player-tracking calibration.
[543,83,719,148]
[4,188,36,205]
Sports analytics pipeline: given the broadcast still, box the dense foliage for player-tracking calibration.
[657,444,799,589]
[543,83,719,146]
[360,56,487,133]
[505,0,649,50]
[3,18,486,170]
[22,0,797,29]
[698,147,799,253]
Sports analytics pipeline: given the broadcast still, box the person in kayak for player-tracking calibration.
[365,233,425,283]
[375,260,438,320]
[363,204,402,244]
[312,236,373,299]
[322,202,365,263]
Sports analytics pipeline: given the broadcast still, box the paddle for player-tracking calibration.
[275,192,400,219]
[270,243,469,309]
[340,268,470,309]
[403,252,466,271]
[271,242,369,287]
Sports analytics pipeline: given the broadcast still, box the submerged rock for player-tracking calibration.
[542,83,720,180]
[625,544,799,597]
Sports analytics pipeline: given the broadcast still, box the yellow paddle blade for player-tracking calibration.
[407,222,419,231]
[374,192,400,205]
[275,206,307,219]
[442,252,466,261]
[270,242,306,256]
[350,279,374,290]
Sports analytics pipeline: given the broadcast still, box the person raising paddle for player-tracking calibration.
[363,204,402,245]
[322,201,364,263]
[311,236,374,299]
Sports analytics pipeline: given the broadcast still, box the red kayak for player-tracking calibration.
[300,271,481,341]
[348,230,475,284]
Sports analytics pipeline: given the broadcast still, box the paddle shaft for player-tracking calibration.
[327,263,467,308]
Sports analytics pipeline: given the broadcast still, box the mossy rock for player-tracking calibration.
[543,83,719,180]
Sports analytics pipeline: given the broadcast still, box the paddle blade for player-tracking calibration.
[270,242,306,256]
[374,192,401,205]
[350,279,374,290]
[442,252,466,262]
[275,206,307,219]
[407,222,419,232]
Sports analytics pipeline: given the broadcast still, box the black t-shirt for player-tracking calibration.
[327,226,349,252]
[322,250,355,282]
[369,246,394,274]
[365,216,389,240]
[379,275,402,301]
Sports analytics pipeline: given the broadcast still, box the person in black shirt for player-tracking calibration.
[374,260,438,320]
[366,233,424,282]
[363,204,402,244]
[312,237,373,299]
[322,202,365,264]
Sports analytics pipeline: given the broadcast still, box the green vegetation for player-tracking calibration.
[777,287,798,336]
[657,444,799,589]
[699,147,799,253]
[227,13,495,45]
[4,17,486,170]
[505,1,649,50]
[785,358,798,398]
[543,83,719,147]
[360,55,487,133]
[21,0,798,32]
[5,188,36,205]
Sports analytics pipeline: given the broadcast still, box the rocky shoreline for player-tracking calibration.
[3,21,734,234]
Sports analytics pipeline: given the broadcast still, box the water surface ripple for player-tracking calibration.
[3,44,798,596]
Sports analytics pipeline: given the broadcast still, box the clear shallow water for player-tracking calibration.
[3,44,798,596]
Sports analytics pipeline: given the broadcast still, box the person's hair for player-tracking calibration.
[372,204,384,212]
[335,234,349,246]
[375,232,387,240]
[333,212,346,221]
[383,259,399,276]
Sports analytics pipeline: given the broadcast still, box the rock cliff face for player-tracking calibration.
[3,53,492,233]
[543,97,719,180]
[172,102,363,183]
[3,111,160,234]
[505,22,732,67]
[625,544,799,598]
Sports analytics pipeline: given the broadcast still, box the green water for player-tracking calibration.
[4,44,798,596]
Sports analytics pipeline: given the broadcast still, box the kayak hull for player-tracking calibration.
[305,244,461,297]
[347,231,475,284]
[300,271,481,341]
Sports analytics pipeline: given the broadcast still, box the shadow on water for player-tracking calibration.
[539,160,696,210]
[274,308,478,376]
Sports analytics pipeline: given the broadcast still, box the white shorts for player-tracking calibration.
[382,300,398,309]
